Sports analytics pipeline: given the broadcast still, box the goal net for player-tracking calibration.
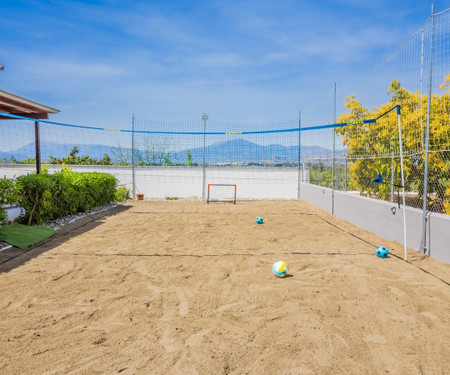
[207,184,237,204]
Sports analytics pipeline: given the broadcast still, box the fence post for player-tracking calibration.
[332,82,336,214]
[344,157,347,192]
[131,114,136,199]
[318,159,321,186]
[297,110,301,199]
[397,106,408,261]
[202,114,208,199]
[420,27,425,149]
[34,121,41,174]
[390,155,394,203]
[420,4,435,255]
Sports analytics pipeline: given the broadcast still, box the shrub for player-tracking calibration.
[17,171,119,225]
[16,173,56,225]
[115,186,130,201]
[0,177,20,227]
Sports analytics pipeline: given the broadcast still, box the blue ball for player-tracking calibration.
[256,216,264,224]
[376,246,389,258]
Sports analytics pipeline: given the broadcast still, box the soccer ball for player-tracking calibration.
[375,246,389,258]
[272,261,289,278]
[256,216,264,224]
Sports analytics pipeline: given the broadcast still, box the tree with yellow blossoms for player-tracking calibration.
[336,77,449,214]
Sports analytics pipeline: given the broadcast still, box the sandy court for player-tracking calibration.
[0,199,449,374]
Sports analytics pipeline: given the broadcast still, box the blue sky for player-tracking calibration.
[0,0,447,129]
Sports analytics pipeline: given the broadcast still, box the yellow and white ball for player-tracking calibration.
[272,261,289,278]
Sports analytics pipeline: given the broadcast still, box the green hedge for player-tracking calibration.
[16,171,120,225]
[0,177,20,227]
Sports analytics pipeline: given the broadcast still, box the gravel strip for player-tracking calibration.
[42,203,120,231]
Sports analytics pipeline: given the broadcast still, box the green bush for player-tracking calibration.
[115,186,130,201]
[16,171,119,225]
[16,173,56,225]
[0,177,20,227]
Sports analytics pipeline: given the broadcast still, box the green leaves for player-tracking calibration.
[15,170,119,225]
[337,78,450,212]
[0,177,20,227]
[47,146,113,165]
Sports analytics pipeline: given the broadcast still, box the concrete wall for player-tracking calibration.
[1,165,448,263]
[299,182,450,264]
[0,165,304,199]
[131,166,307,199]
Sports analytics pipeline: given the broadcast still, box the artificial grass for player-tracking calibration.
[0,223,56,250]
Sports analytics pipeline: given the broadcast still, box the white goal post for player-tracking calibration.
[207,184,237,204]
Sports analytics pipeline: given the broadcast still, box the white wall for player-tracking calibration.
[299,183,450,264]
[0,165,304,199]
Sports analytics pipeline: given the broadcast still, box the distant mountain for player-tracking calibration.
[177,139,343,164]
[0,142,130,163]
[1,139,344,165]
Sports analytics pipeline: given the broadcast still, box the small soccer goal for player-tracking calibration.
[207,184,237,204]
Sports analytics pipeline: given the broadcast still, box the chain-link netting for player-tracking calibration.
[0,9,448,214]
[133,116,300,167]
[314,9,450,214]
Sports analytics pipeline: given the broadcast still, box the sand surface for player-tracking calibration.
[0,200,449,374]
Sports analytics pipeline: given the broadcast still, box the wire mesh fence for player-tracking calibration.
[0,8,448,222]
[324,8,450,215]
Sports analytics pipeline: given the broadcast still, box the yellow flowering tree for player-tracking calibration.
[336,78,449,213]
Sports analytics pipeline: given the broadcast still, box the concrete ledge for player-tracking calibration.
[299,182,450,264]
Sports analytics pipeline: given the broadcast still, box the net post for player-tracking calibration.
[420,3,434,255]
[131,113,136,199]
[331,82,336,215]
[202,114,207,199]
[397,105,408,261]
[297,109,301,200]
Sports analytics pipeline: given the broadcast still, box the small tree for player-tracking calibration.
[185,149,197,166]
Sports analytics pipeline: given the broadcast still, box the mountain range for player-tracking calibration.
[1,139,344,164]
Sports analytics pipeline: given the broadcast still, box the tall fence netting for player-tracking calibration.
[0,9,449,214]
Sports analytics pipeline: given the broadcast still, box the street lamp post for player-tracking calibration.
[202,114,208,198]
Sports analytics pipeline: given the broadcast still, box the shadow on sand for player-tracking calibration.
[0,204,131,275]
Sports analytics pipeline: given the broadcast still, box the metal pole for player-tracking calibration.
[397,106,408,261]
[131,114,136,199]
[297,110,301,199]
[202,114,208,199]
[420,3,434,255]
[34,121,41,174]
[344,157,347,192]
[332,82,336,215]
[390,155,394,203]
[420,27,425,149]
[318,159,321,186]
